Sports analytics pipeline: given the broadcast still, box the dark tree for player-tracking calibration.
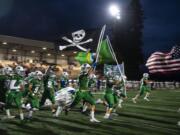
[112,0,144,80]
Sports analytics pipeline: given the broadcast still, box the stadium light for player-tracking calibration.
[2,42,7,45]
[109,4,121,20]
[42,47,47,50]
[29,59,33,63]
[31,50,35,53]
[12,49,17,52]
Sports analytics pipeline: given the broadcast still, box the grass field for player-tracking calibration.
[0,89,180,135]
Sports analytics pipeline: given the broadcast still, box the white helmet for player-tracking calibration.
[81,63,91,73]
[143,73,149,78]
[15,66,25,76]
[35,71,43,80]
[3,67,13,75]
[114,75,122,82]
[62,71,69,78]
[105,70,113,78]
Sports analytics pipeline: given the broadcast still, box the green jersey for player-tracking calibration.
[105,78,114,94]
[24,76,34,88]
[78,73,89,90]
[140,77,148,86]
[47,78,56,89]
[7,74,24,92]
[29,79,42,95]
[88,78,97,88]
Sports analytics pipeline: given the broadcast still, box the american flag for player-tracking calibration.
[146,46,180,73]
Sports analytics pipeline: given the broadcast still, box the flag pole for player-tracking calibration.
[107,36,127,95]
[95,25,106,63]
[106,36,123,76]
[93,25,106,72]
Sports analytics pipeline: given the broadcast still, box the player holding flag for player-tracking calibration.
[69,63,100,122]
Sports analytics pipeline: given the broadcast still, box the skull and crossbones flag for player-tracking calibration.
[58,28,101,52]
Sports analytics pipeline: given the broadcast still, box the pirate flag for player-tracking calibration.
[58,28,101,52]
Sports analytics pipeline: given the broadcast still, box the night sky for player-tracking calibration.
[0,0,179,59]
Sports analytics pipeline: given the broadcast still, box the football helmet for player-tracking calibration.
[143,73,149,78]
[62,71,69,78]
[3,67,13,75]
[35,71,43,80]
[81,63,91,73]
[15,66,25,76]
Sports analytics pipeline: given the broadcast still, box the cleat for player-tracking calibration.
[90,118,100,123]
[132,98,137,103]
[104,114,110,119]
[144,97,150,102]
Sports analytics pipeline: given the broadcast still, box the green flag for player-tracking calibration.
[75,52,94,64]
[99,39,114,63]
[75,39,114,64]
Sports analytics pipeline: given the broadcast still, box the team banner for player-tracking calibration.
[104,63,125,76]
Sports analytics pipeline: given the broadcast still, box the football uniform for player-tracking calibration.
[40,76,56,106]
[114,80,127,98]
[71,73,96,107]
[139,77,151,96]
[104,79,116,108]
[23,76,34,97]
[5,74,24,109]
[28,78,42,109]
[60,76,69,88]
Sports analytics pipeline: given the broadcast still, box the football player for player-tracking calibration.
[69,63,100,122]
[5,66,25,120]
[27,71,43,119]
[40,71,57,114]
[132,73,151,103]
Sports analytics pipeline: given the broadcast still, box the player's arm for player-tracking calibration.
[28,84,33,93]
[19,80,25,91]
[87,62,97,75]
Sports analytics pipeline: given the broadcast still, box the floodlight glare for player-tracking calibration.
[109,4,120,17]
[116,15,120,20]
